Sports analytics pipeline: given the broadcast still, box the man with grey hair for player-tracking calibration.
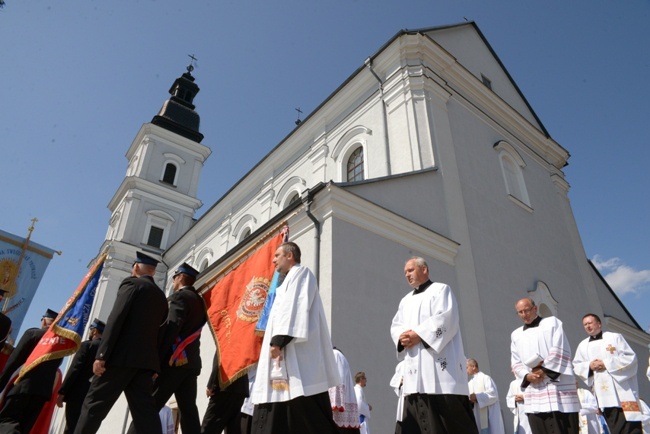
[510,297,580,434]
[390,256,477,434]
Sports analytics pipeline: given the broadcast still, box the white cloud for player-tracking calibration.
[592,255,650,296]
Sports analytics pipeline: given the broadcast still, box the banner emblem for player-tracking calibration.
[0,258,18,297]
[236,277,270,322]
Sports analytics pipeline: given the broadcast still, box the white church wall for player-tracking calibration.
[426,26,542,130]
[433,78,650,431]
[327,215,460,432]
[343,169,448,234]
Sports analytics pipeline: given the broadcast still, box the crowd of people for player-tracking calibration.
[0,246,648,434]
[388,257,649,434]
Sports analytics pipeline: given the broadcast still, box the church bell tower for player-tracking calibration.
[92,62,211,321]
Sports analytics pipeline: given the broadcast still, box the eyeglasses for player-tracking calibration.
[517,307,535,315]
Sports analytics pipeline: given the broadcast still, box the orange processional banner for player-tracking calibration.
[203,231,285,388]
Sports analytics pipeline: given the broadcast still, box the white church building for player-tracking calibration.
[51,21,650,433]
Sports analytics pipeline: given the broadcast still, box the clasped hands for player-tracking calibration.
[589,359,606,372]
[526,364,546,384]
[399,330,421,349]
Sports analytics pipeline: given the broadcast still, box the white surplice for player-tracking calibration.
[468,371,505,434]
[328,349,360,429]
[506,379,532,434]
[251,264,340,404]
[390,282,469,396]
[355,383,371,434]
[389,361,405,423]
[576,388,600,434]
[573,331,643,421]
[510,316,580,414]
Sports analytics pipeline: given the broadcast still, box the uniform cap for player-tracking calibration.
[90,318,106,333]
[43,308,58,320]
[134,251,159,266]
[173,262,199,278]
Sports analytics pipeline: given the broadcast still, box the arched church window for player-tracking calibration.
[275,176,306,210]
[239,228,252,243]
[162,163,177,185]
[347,147,364,182]
[233,215,256,244]
[284,192,300,209]
[494,141,531,208]
[196,248,213,272]
[332,125,371,182]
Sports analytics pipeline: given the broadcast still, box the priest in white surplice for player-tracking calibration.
[328,349,361,434]
[506,376,532,434]
[389,361,404,434]
[390,257,478,434]
[510,298,580,434]
[575,383,599,434]
[573,313,643,434]
[251,242,340,434]
[466,358,505,434]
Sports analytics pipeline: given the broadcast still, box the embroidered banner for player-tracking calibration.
[0,229,57,338]
[203,231,285,388]
[17,252,106,382]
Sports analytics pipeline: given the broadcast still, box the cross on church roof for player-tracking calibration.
[295,107,303,125]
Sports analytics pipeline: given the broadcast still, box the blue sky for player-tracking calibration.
[1,0,649,339]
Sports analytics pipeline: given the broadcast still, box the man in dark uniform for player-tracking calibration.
[200,354,250,434]
[57,318,105,434]
[73,251,168,434]
[0,308,61,433]
[125,262,207,434]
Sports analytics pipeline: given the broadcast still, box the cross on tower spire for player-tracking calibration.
[187,54,198,74]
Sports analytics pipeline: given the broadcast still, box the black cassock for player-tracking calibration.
[399,393,478,434]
